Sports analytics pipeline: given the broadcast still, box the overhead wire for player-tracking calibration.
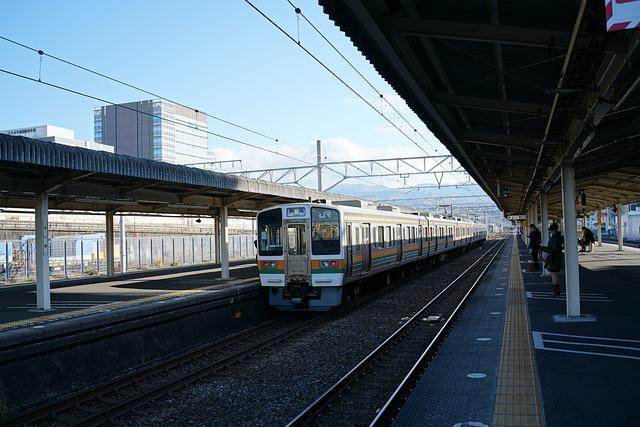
[0,33,431,195]
[244,0,433,156]
[284,0,439,154]
[0,35,278,143]
[289,2,435,154]
[0,65,396,192]
[0,67,312,165]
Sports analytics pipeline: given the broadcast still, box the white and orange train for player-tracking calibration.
[256,202,487,311]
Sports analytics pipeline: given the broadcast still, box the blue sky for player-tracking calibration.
[0,0,487,205]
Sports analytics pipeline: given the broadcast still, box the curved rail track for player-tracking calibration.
[287,238,508,427]
[3,239,501,427]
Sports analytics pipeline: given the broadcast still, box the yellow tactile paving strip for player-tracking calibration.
[492,241,544,427]
[0,277,258,333]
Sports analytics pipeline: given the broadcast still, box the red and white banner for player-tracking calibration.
[606,0,640,31]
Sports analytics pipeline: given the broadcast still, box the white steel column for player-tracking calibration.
[214,215,221,264]
[106,212,115,276]
[220,207,230,279]
[617,204,624,251]
[35,192,50,310]
[561,161,580,317]
[119,214,127,272]
[316,139,322,192]
[596,209,602,247]
[540,192,549,277]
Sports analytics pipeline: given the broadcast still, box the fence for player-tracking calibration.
[0,234,256,284]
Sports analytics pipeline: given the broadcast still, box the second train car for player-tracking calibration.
[256,202,486,311]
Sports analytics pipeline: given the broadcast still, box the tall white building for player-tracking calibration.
[1,124,114,153]
[94,100,210,166]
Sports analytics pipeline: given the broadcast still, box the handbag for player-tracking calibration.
[540,247,552,263]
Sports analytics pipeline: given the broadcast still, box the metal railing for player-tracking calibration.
[0,234,256,285]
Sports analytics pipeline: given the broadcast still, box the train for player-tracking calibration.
[256,201,487,311]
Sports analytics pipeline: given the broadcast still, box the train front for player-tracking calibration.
[256,204,344,311]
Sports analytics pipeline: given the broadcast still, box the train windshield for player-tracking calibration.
[311,207,341,255]
[257,208,283,256]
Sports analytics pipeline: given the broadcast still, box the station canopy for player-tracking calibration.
[320,0,640,217]
[0,134,352,217]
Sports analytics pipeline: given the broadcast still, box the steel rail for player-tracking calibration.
[2,318,305,426]
[286,238,505,426]
[371,237,508,426]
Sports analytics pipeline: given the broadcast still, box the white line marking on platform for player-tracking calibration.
[532,331,640,360]
[526,291,611,302]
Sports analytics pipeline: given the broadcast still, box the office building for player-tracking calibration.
[94,100,209,165]
[1,124,114,152]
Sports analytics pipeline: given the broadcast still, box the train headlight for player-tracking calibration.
[270,261,277,268]
[329,260,337,267]
[262,261,269,268]
[321,261,329,268]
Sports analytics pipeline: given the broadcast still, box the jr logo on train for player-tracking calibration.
[256,202,487,311]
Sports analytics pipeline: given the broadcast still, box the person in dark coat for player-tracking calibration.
[580,226,595,252]
[543,223,564,296]
[528,224,542,267]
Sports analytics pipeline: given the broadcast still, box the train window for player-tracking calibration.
[311,207,340,255]
[385,226,391,247]
[257,208,282,256]
[287,224,307,255]
[355,227,360,253]
[411,227,415,243]
[378,226,384,248]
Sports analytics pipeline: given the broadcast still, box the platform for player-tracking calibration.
[393,236,640,426]
[0,260,257,329]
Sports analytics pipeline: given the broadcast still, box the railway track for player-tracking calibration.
[287,237,508,427]
[4,239,499,427]
[3,317,320,427]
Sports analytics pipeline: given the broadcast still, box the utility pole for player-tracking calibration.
[317,140,322,192]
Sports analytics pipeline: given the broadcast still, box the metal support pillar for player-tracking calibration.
[596,209,602,247]
[316,140,322,191]
[617,204,624,251]
[561,161,580,317]
[119,214,127,273]
[106,212,115,276]
[35,192,50,310]
[214,216,221,264]
[540,192,549,277]
[219,206,230,279]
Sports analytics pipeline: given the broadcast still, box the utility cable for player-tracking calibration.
[244,0,431,155]
[284,0,439,153]
[0,67,399,192]
[0,67,312,165]
[0,35,278,143]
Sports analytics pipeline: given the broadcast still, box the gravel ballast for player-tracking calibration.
[117,242,497,426]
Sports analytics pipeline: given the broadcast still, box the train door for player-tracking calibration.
[345,223,353,277]
[362,224,371,272]
[286,223,308,278]
[396,224,402,262]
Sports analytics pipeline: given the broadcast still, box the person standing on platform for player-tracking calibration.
[528,224,542,269]
[580,226,595,252]
[543,223,564,296]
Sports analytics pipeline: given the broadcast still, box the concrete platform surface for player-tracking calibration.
[0,261,256,326]
[523,241,640,427]
[393,236,640,427]
[393,239,515,427]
